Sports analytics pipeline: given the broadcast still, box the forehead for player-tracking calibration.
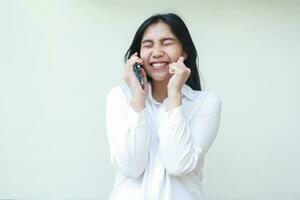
[142,21,176,40]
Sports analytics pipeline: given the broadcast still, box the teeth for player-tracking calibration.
[152,62,167,67]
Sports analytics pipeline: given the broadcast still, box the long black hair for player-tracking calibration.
[124,13,201,91]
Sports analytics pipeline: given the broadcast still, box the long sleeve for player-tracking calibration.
[158,92,222,176]
[106,86,150,178]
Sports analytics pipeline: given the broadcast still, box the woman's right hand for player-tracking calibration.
[123,52,148,112]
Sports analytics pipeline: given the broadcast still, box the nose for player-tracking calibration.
[152,46,164,58]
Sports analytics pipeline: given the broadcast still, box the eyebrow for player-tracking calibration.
[141,37,176,44]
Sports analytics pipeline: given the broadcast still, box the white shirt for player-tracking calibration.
[106,82,222,200]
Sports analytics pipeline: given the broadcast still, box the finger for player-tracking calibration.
[136,58,144,65]
[130,52,139,60]
[177,56,185,63]
[127,59,136,69]
[169,64,176,74]
[132,52,138,57]
[170,63,186,73]
[129,55,143,67]
[129,60,144,71]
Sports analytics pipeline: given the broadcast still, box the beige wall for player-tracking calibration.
[0,0,299,199]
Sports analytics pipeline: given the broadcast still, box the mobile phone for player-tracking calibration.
[134,63,145,89]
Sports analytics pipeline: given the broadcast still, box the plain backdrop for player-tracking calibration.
[0,0,299,199]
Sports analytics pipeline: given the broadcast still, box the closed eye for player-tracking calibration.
[141,42,153,48]
[163,41,174,45]
[163,38,175,45]
[142,43,152,48]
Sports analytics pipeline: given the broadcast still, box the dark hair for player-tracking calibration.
[124,13,201,91]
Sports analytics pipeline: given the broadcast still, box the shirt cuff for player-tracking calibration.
[128,105,147,127]
[160,105,185,127]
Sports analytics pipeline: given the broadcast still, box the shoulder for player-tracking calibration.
[193,90,222,115]
[182,85,222,115]
[106,83,132,101]
[191,89,222,112]
[188,87,222,104]
[201,90,222,103]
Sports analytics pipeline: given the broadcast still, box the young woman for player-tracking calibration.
[106,13,222,200]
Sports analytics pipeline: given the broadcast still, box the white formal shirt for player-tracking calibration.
[106,82,222,200]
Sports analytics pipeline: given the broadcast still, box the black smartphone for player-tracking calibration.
[133,63,145,89]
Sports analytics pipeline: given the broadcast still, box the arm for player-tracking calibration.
[158,92,222,176]
[106,86,150,178]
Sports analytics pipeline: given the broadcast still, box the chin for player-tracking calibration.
[150,74,171,82]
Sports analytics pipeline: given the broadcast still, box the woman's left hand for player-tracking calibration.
[167,56,191,96]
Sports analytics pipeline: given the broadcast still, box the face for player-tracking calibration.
[140,21,186,83]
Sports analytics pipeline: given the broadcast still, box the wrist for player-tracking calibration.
[168,93,181,111]
[131,96,146,112]
[167,90,181,99]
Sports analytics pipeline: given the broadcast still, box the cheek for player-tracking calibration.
[165,46,184,61]
[140,49,149,60]
[139,49,151,72]
[140,49,151,68]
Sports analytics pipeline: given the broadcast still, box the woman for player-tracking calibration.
[106,13,222,200]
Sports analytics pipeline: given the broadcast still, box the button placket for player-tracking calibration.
[151,154,165,200]
[150,105,165,200]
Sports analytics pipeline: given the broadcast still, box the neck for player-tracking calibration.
[151,79,169,103]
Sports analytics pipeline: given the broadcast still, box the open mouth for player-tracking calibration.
[151,62,169,68]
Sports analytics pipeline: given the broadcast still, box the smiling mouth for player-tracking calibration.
[151,62,169,68]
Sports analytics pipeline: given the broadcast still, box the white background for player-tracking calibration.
[0,0,299,199]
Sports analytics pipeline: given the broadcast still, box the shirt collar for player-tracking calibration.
[181,84,196,100]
